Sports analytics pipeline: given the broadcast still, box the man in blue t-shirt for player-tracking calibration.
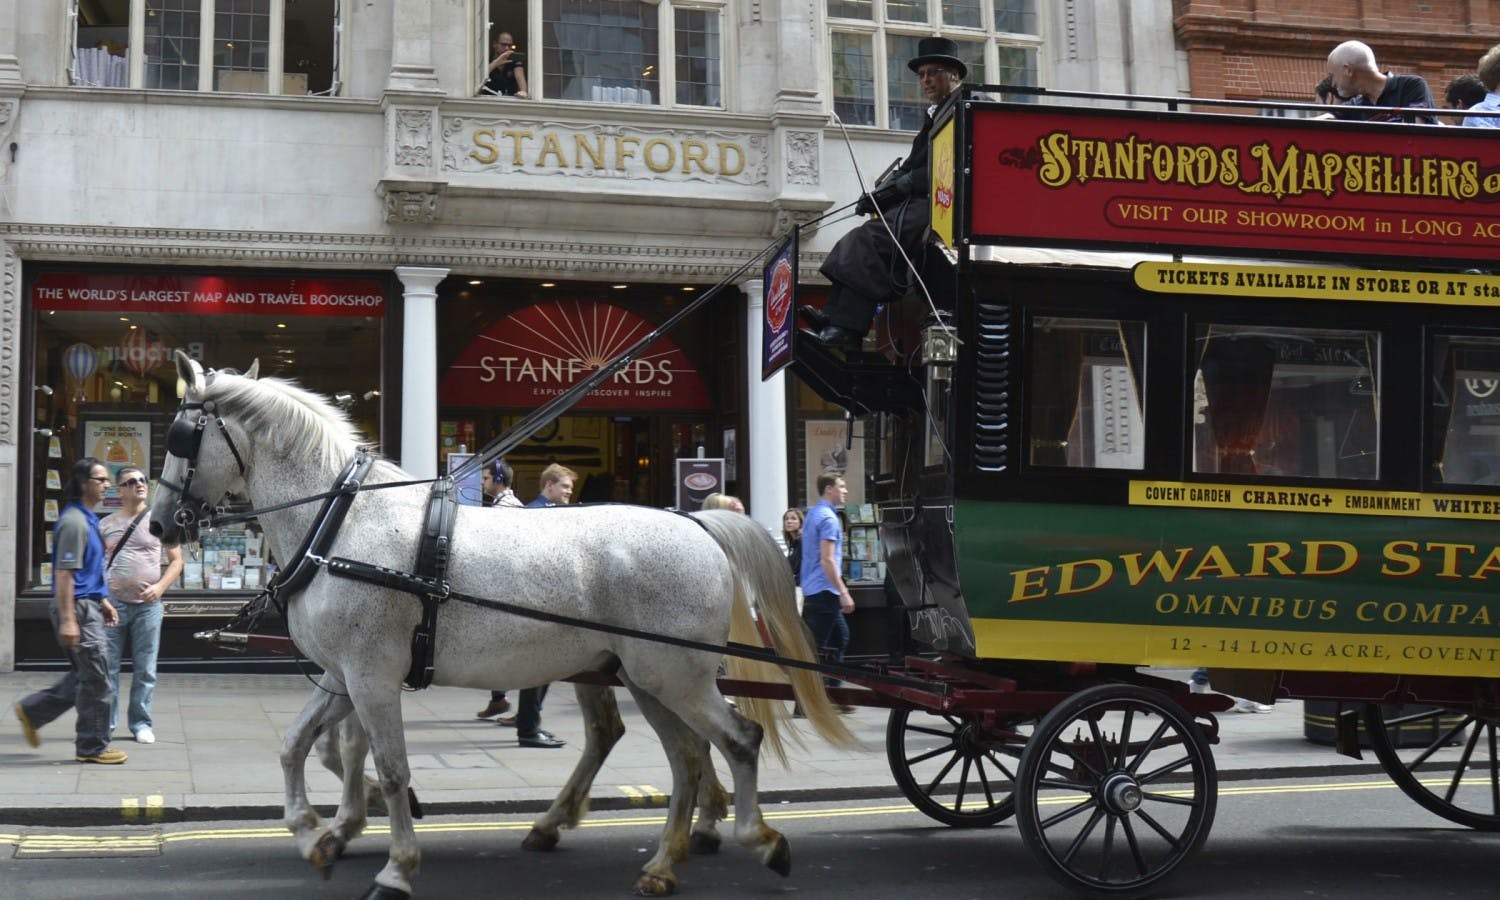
[800,471,855,666]
[496,464,577,749]
[15,458,126,764]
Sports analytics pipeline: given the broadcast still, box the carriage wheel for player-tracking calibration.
[885,708,1032,827]
[1364,704,1500,831]
[1014,684,1216,896]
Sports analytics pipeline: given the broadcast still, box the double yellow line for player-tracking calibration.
[0,777,1439,853]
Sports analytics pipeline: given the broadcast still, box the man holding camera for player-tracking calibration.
[804,37,966,352]
[484,29,529,98]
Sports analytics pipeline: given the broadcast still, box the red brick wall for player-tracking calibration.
[1175,0,1498,102]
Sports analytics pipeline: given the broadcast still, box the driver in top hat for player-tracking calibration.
[804,36,967,352]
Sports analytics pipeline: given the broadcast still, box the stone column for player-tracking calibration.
[0,240,19,671]
[388,0,440,91]
[395,266,448,479]
[742,278,790,539]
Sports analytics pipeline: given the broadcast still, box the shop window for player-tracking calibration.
[26,271,385,596]
[70,0,339,95]
[1028,317,1145,470]
[829,0,1040,130]
[1192,325,1379,480]
[1430,334,1500,487]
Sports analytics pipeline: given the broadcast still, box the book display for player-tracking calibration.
[843,504,884,583]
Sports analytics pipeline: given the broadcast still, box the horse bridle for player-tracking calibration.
[159,398,248,535]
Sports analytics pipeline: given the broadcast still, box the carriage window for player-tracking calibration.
[1028,317,1145,469]
[1430,334,1500,486]
[1192,325,1379,479]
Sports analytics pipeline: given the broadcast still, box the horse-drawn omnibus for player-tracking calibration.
[792,86,1500,893]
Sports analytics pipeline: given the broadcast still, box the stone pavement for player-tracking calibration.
[0,667,1378,827]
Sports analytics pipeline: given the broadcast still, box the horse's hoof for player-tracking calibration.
[688,830,721,855]
[766,834,791,877]
[631,873,678,896]
[359,884,412,900]
[408,787,424,820]
[522,826,559,851]
[309,832,345,877]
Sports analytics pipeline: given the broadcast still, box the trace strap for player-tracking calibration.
[319,555,941,694]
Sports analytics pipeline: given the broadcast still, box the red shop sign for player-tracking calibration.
[440,300,710,410]
[969,105,1500,264]
[32,272,387,318]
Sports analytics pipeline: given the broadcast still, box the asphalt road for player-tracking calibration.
[4,775,1499,899]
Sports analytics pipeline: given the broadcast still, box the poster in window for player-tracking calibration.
[804,420,863,507]
[82,417,152,509]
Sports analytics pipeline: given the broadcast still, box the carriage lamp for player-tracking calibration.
[921,321,958,381]
[35,384,53,395]
[33,427,54,438]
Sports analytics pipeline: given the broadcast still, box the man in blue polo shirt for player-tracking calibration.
[14,458,126,764]
[800,471,855,667]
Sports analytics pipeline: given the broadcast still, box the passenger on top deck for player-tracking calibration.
[1324,40,1436,124]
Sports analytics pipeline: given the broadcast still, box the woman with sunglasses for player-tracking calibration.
[100,466,183,745]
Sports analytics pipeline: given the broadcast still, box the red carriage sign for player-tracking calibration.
[969,105,1500,264]
[440,300,710,410]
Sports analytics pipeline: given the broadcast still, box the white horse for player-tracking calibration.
[148,353,854,900]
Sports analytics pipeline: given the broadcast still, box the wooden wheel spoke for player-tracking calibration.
[981,748,1020,782]
[1489,726,1500,816]
[1059,807,1106,866]
[1119,810,1150,877]
[1140,789,1200,808]
[1405,716,1475,771]
[905,723,961,740]
[1097,814,1118,882]
[923,751,962,796]
[1126,719,1171,776]
[952,755,974,808]
[1040,796,1100,830]
[1115,708,1136,770]
[1054,732,1108,782]
[971,755,998,808]
[1137,753,1193,785]
[905,741,960,768]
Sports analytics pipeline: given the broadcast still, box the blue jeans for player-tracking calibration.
[19,597,114,756]
[801,591,848,663]
[107,600,163,735]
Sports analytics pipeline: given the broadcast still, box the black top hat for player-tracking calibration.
[907,36,968,80]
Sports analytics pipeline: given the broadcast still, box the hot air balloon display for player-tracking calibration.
[119,329,167,376]
[62,342,99,400]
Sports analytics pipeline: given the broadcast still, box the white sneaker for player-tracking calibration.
[134,727,156,744]
[1190,681,1210,694]
[1232,699,1273,714]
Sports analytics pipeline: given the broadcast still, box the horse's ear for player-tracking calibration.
[175,351,205,395]
[245,359,260,380]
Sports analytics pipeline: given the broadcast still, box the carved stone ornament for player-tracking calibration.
[784,131,819,185]
[394,108,433,168]
[0,239,16,446]
[383,189,440,224]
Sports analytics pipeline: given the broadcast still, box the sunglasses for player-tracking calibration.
[119,477,148,488]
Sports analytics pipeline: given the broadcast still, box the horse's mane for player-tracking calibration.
[202,372,362,470]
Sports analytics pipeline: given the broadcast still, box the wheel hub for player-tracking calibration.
[1101,772,1142,813]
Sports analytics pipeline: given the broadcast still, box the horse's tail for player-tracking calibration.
[692,510,859,765]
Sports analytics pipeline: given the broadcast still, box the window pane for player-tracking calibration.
[886,0,929,24]
[1431,335,1500,486]
[543,0,660,104]
[942,0,982,29]
[145,0,202,91]
[283,0,335,94]
[885,33,925,131]
[996,44,1036,89]
[214,0,270,92]
[674,8,721,107]
[995,0,1039,34]
[827,0,873,20]
[75,1,131,87]
[831,31,875,126]
[1029,318,1146,470]
[1192,325,1379,479]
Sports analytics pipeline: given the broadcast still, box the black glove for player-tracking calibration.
[854,192,877,216]
[865,171,918,214]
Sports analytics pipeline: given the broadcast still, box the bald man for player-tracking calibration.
[1325,40,1436,124]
